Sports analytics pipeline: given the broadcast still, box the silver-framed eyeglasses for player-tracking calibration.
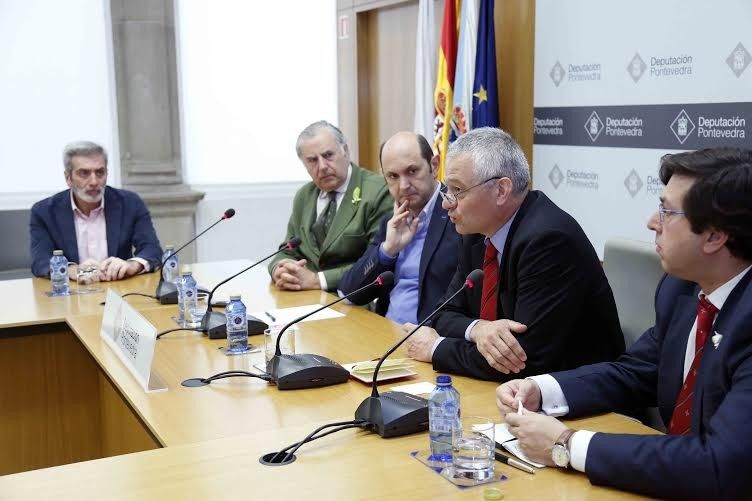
[658,203,685,223]
[439,177,501,205]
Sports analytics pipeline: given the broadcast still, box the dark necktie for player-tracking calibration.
[312,191,337,248]
[667,295,719,435]
[479,241,499,321]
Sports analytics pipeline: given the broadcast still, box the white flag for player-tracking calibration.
[451,0,479,137]
[413,0,437,141]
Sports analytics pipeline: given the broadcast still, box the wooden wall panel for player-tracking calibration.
[357,2,421,171]
[496,0,536,169]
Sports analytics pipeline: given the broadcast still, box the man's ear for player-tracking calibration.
[703,228,730,256]
[64,171,73,188]
[496,177,514,204]
[430,155,440,178]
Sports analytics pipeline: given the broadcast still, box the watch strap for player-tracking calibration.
[556,428,576,447]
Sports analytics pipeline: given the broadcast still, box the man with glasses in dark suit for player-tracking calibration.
[404,127,624,381]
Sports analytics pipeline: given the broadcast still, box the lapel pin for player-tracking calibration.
[712,331,723,349]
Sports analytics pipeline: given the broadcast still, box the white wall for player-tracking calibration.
[175,0,339,261]
[0,0,120,209]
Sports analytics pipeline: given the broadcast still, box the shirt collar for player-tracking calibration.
[318,164,353,199]
[70,188,105,215]
[702,264,752,311]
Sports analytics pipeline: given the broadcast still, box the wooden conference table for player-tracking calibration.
[0,262,655,499]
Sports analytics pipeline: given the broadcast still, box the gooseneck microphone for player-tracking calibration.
[354,269,483,438]
[200,237,302,339]
[155,208,236,304]
[267,271,395,390]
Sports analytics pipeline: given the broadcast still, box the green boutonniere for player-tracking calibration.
[351,186,362,205]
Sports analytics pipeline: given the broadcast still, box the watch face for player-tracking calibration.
[552,444,570,468]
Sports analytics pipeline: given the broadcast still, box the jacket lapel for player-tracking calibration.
[319,165,360,255]
[104,187,121,258]
[663,293,700,408]
[300,187,320,259]
[418,185,448,285]
[692,268,752,431]
[57,190,79,263]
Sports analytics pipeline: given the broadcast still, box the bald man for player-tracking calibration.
[338,131,461,325]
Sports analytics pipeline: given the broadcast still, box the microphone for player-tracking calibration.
[201,237,302,339]
[354,269,483,438]
[155,208,236,304]
[267,271,395,390]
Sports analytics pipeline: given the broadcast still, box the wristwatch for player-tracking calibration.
[551,428,576,468]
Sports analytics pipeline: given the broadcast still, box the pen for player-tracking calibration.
[494,452,536,474]
[264,311,277,322]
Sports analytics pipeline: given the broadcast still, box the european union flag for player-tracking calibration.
[471,0,499,128]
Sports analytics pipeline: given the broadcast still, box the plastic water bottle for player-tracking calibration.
[161,245,179,283]
[178,266,197,325]
[428,374,461,462]
[225,294,248,354]
[49,250,70,296]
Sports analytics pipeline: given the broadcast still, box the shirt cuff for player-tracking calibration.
[430,336,445,357]
[527,374,570,417]
[318,271,328,291]
[464,319,480,342]
[378,243,398,264]
[129,257,150,273]
[569,430,595,472]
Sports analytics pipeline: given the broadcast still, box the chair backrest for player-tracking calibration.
[0,209,32,280]
[603,238,665,349]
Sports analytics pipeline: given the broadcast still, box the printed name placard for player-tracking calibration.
[101,289,167,393]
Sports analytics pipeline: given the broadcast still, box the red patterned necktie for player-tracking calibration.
[667,295,719,435]
[479,241,499,321]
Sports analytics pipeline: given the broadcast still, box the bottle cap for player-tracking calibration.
[165,244,175,250]
[483,488,504,500]
[180,265,192,275]
[229,294,241,301]
[436,375,452,385]
[53,250,63,256]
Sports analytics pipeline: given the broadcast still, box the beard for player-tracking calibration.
[72,186,104,205]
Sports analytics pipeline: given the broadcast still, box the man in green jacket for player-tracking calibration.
[269,121,393,292]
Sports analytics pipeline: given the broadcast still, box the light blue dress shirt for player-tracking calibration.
[378,184,440,325]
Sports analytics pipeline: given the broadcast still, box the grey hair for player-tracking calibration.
[446,127,530,194]
[63,141,108,174]
[295,120,348,159]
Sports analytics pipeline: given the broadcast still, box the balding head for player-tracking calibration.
[380,131,439,215]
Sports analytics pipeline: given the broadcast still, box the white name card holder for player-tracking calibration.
[101,288,167,393]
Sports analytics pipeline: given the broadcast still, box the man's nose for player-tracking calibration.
[647,211,661,232]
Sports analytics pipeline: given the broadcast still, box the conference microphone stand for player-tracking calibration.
[355,269,483,437]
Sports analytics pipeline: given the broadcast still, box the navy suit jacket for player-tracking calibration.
[338,186,461,323]
[552,270,752,500]
[29,187,162,277]
[431,191,624,381]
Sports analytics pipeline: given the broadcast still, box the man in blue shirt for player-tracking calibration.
[338,131,460,325]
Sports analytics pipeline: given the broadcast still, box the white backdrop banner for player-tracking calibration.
[533,0,752,258]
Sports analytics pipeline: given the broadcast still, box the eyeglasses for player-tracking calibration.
[439,177,501,205]
[658,203,685,223]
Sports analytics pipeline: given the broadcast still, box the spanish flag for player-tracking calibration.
[433,0,460,180]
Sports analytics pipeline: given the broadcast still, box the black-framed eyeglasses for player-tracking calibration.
[439,177,501,205]
[658,203,685,223]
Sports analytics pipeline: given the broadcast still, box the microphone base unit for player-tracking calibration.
[155,280,210,305]
[267,354,349,390]
[354,392,429,438]
[201,311,268,339]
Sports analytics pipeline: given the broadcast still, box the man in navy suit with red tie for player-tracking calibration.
[500,148,752,500]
